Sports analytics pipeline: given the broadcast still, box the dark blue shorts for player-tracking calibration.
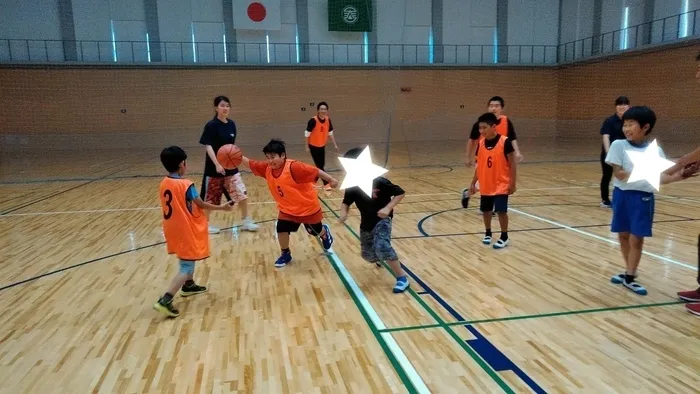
[611,187,655,237]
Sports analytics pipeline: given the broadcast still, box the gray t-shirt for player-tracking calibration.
[605,139,666,193]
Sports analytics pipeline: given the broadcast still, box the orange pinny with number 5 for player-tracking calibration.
[476,137,511,196]
[265,160,321,218]
[159,176,210,261]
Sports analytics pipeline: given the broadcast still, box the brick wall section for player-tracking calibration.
[0,43,697,151]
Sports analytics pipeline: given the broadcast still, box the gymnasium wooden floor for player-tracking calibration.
[1,141,699,394]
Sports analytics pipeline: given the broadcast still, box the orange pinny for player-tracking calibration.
[265,160,322,219]
[476,136,512,196]
[307,116,331,147]
[494,115,509,137]
[159,176,210,261]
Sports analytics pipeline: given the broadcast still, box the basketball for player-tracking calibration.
[217,144,242,169]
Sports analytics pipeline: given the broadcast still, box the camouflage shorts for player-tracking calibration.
[360,218,398,263]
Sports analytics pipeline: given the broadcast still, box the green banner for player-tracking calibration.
[328,0,372,32]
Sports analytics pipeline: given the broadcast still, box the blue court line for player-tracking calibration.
[414,208,546,393]
[400,263,546,393]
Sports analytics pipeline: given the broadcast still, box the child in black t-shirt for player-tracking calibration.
[339,148,409,293]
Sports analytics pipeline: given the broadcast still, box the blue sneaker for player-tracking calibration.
[611,273,647,295]
[275,251,292,268]
[393,276,409,293]
[321,224,334,250]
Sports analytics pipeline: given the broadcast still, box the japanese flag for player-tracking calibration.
[233,0,281,30]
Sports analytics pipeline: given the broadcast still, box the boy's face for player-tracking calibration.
[265,153,286,169]
[178,159,188,175]
[487,101,503,117]
[623,119,648,142]
[479,122,497,138]
[615,104,629,118]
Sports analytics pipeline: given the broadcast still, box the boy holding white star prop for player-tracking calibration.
[338,147,410,293]
[604,106,688,295]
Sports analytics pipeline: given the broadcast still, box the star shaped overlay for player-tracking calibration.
[625,139,674,191]
[338,146,388,197]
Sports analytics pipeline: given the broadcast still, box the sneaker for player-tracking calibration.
[240,217,259,232]
[321,224,334,250]
[493,238,509,249]
[610,273,647,295]
[393,277,410,293]
[678,288,700,302]
[180,283,207,297]
[153,298,179,318]
[208,225,220,234]
[600,201,612,208]
[482,235,492,245]
[686,303,700,317]
[275,251,292,267]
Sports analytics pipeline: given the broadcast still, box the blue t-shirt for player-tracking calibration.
[168,173,199,202]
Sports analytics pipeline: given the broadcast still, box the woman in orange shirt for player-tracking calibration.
[240,139,339,268]
[305,102,340,191]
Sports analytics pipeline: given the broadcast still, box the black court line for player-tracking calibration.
[0,157,155,215]
[395,217,700,240]
[0,218,278,293]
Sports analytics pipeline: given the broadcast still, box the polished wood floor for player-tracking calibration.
[1,143,699,393]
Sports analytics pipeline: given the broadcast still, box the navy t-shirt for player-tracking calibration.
[600,114,625,152]
[199,117,239,177]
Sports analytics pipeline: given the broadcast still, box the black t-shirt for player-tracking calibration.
[342,177,405,231]
[600,114,624,151]
[469,118,517,140]
[474,134,515,160]
[199,117,239,177]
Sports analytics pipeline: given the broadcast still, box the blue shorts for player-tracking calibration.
[611,187,655,237]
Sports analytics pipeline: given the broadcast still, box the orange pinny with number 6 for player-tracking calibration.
[159,176,210,261]
[476,137,511,196]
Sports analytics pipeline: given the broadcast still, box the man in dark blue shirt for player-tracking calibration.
[599,96,630,207]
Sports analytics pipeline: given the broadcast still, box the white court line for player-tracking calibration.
[510,207,697,271]
[326,250,430,393]
[0,187,595,218]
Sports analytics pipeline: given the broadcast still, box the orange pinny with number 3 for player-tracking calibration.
[476,137,511,196]
[159,176,210,261]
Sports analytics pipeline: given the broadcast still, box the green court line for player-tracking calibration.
[377,300,685,333]
[320,197,515,394]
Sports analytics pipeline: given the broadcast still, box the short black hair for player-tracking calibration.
[622,106,657,135]
[615,96,630,106]
[488,96,504,107]
[263,139,286,155]
[214,95,230,106]
[343,147,365,159]
[161,146,187,172]
[477,112,498,126]
[317,101,328,110]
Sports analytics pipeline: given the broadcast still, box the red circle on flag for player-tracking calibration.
[247,2,267,22]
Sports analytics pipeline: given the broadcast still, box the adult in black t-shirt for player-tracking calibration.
[599,96,629,207]
[199,96,257,234]
[339,147,409,293]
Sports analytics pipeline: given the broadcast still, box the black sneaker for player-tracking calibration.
[153,298,179,317]
[180,283,207,297]
[600,201,612,208]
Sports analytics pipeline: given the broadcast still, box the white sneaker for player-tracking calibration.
[208,226,220,234]
[240,217,259,231]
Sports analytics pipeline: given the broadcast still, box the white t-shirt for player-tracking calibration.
[605,139,666,194]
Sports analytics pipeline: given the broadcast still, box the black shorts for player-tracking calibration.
[276,219,323,235]
[480,195,508,213]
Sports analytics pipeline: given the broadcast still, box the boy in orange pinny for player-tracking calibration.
[468,113,517,249]
[240,139,339,267]
[153,146,233,318]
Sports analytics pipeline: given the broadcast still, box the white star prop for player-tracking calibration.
[338,146,389,197]
[625,139,675,191]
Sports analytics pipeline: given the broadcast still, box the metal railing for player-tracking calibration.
[0,40,558,65]
[557,9,700,62]
[0,9,698,66]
